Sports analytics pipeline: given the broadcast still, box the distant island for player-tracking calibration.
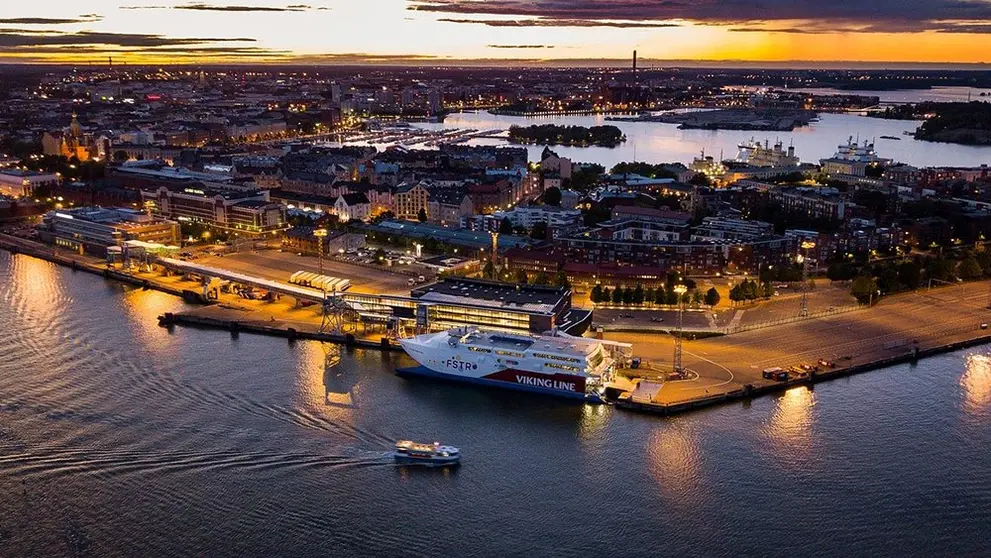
[910,102,991,146]
[610,108,817,131]
[507,124,626,147]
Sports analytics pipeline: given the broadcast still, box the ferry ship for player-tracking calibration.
[397,327,617,401]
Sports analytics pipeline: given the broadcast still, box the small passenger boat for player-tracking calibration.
[393,440,461,466]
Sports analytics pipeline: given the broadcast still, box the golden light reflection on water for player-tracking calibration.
[646,425,703,503]
[578,402,610,443]
[120,288,184,352]
[762,387,817,465]
[10,255,61,315]
[294,341,357,424]
[962,354,991,417]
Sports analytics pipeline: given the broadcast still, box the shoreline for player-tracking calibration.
[3,236,989,417]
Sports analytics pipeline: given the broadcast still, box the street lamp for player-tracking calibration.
[313,228,328,278]
[799,240,816,317]
[673,284,688,376]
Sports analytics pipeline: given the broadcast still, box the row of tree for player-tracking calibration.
[483,262,571,289]
[589,283,721,307]
[727,279,776,303]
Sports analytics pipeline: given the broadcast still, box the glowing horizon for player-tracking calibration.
[1,1,990,66]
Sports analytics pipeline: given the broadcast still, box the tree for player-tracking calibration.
[499,217,514,235]
[827,262,858,282]
[897,261,922,290]
[483,260,495,279]
[514,269,529,284]
[530,221,548,240]
[926,257,955,282]
[645,288,655,306]
[761,282,774,299]
[851,275,879,304]
[622,286,635,305]
[590,284,603,303]
[959,257,983,280]
[113,150,129,162]
[553,270,570,289]
[654,287,666,305]
[665,284,678,305]
[729,284,743,304]
[612,287,623,305]
[877,267,901,294]
[688,173,711,187]
[417,207,427,222]
[534,270,550,285]
[692,290,703,306]
[740,279,759,301]
[704,287,721,307]
[631,284,644,304]
[543,186,562,207]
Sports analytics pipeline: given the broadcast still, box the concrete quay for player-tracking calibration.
[607,279,991,416]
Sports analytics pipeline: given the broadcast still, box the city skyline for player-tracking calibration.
[2,0,991,66]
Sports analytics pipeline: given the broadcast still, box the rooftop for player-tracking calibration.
[411,277,568,315]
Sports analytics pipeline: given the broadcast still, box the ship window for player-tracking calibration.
[544,363,581,372]
[468,347,492,353]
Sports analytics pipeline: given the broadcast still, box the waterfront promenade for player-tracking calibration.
[4,234,991,417]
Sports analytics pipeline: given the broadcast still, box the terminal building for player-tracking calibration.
[39,207,180,256]
[409,278,577,334]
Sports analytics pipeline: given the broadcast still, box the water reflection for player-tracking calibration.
[962,354,991,419]
[120,288,185,352]
[9,254,62,316]
[646,424,703,504]
[417,111,991,170]
[577,402,610,444]
[294,341,356,423]
[763,387,817,466]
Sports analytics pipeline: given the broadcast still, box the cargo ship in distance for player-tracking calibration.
[397,327,621,402]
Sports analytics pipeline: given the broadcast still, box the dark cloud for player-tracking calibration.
[488,44,554,49]
[122,3,323,11]
[176,3,309,11]
[0,31,255,48]
[412,0,991,33]
[439,17,678,28]
[0,16,102,25]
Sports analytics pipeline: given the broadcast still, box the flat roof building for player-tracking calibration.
[0,169,59,198]
[39,206,180,256]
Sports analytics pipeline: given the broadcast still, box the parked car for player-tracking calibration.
[762,367,784,380]
[817,359,836,368]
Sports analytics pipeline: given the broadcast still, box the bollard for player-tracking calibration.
[381,337,391,349]
[345,334,356,346]
[287,327,297,343]
[743,384,754,398]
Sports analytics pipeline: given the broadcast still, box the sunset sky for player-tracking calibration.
[2,0,991,65]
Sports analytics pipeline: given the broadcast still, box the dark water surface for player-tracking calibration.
[1,251,990,557]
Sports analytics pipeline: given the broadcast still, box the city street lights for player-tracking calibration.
[799,240,816,317]
[673,284,688,376]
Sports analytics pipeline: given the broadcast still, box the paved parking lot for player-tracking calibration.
[195,250,419,295]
